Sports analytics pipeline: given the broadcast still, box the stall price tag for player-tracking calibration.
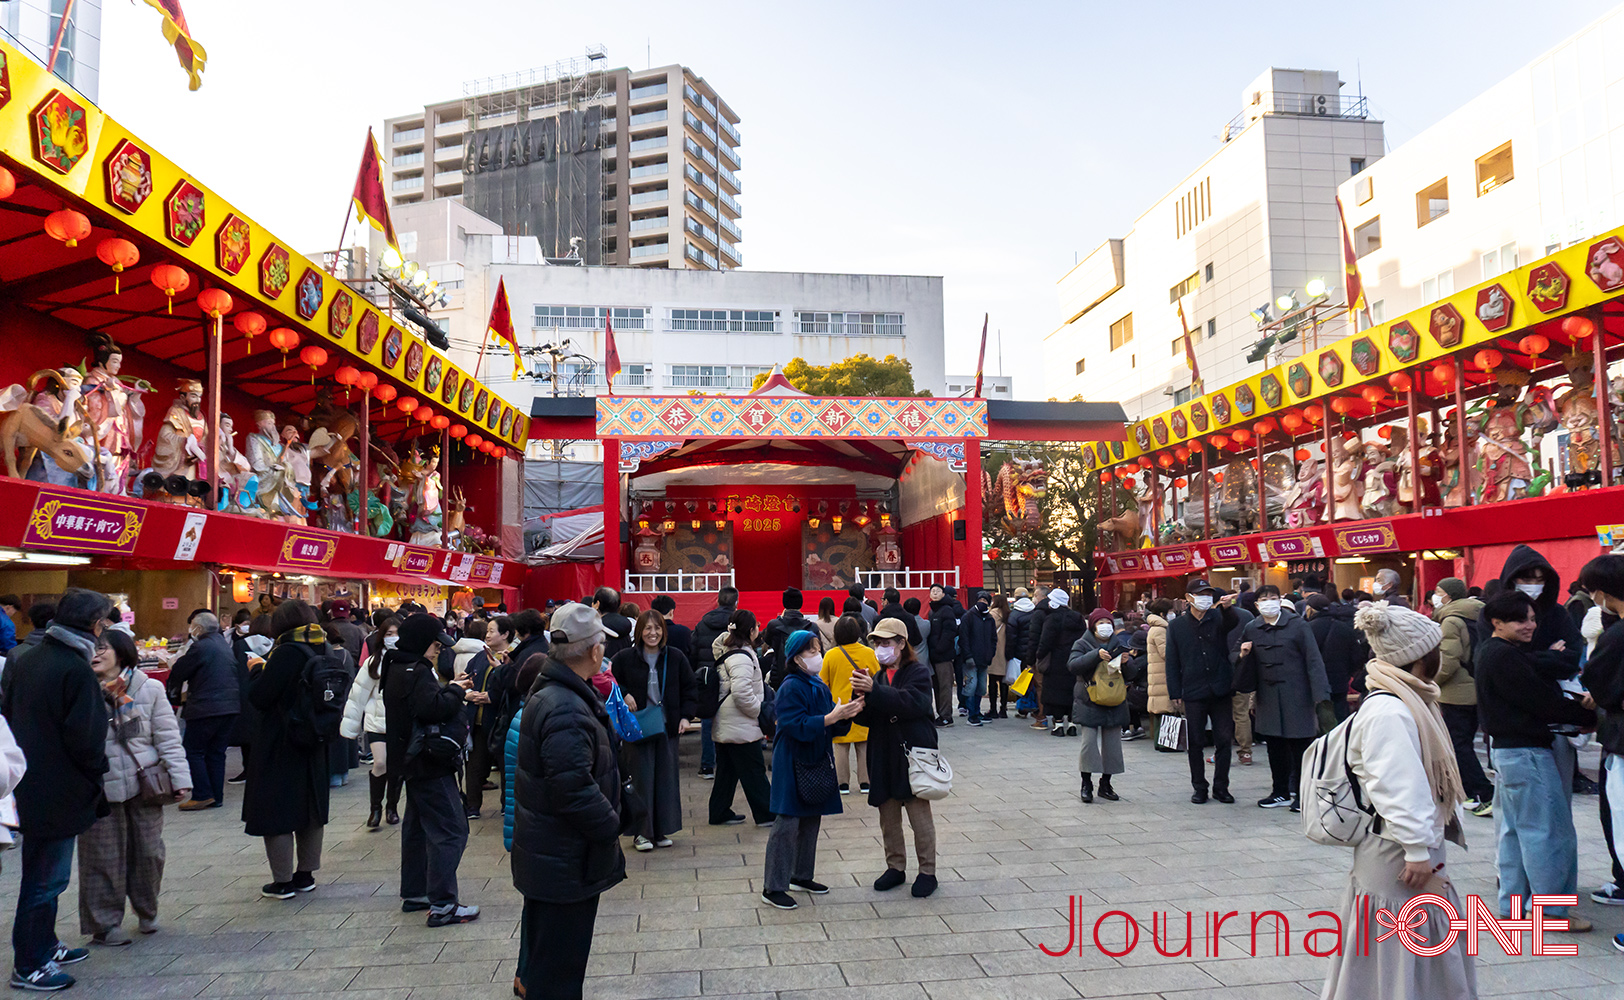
[1598,524,1624,547]
[22,489,146,554]
[173,511,207,561]
[450,554,476,583]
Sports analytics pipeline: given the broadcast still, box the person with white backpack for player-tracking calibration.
[1316,601,1475,1000]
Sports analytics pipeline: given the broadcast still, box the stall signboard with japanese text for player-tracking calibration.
[1334,522,1400,555]
[23,490,145,553]
[279,529,338,570]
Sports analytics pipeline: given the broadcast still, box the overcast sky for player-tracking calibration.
[98,0,1618,397]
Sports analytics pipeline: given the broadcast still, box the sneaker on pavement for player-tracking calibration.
[9,965,73,992]
[427,904,480,927]
[400,897,432,912]
[1258,794,1293,809]
[967,719,984,727]
[90,928,131,947]
[178,798,216,811]
[1237,749,1253,766]
[653,838,673,848]
[711,814,746,826]
[226,773,247,785]
[761,890,797,910]
[47,949,85,968]
[1556,915,1593,932]
[873,868,906,891]
[290,871,316,893]
[261,882,296,900]
[1614,932,1624,953]
[1592,883,1624,905]
[698,767,715,780]
[838,784,850,795]
[789,879,829,894]
[1471,800,1494,818]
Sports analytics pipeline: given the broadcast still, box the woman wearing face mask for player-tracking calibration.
[227,611,267,785]
[820,616,874,795]
[1321,603,1474,1000]
[1235,585,1330,811]
[1066,609,1138,802]
[1428,579,1493,816]
[340,617,402,829]
[78,629,191,944]
[759,630,863,910]
[610,611,696,852]
[851,617,939,897]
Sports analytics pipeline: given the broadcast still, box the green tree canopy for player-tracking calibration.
[751,355,929,396]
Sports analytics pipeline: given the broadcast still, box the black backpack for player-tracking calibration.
[288,649,350,748]
[694,655,725,720]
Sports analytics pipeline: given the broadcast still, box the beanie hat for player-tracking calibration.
[1087,608,1114,626]
[1353,601,1442,666]
[781,587,804,610]
[783,629,817,663]
[1436,577,1467,601]
[1048,588,1070,608]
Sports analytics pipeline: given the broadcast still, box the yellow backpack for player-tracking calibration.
[1088,653,1127,707]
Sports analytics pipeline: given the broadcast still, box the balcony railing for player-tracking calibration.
[719,215,741,241]
[858,568,959,591]
[720,241,741,265]
[629,162,668,179]
[629,82,668,100]
[683,191,717,220]
[629,216,668,232]
[625,570,733,594]
[1223,93,1370,140]
[628,109,668,127]
[719,166,741,193]
[629,135,668,153]
[718,143,739,169]
[433,170,463,185]
[719,191,741,216]
[630,189,668,205]
[684,84,717,117]
[435,144,463,161]
[718,117,740,145]
[392,126,424,144]
[392,151,424,168]
[629,242,669,258]
[391,175,423,192]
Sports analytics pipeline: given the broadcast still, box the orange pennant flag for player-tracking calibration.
[143,1,208,90]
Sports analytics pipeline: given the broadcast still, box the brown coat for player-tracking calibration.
[1145,615,1173,715]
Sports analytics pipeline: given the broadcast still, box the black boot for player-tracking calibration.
[1079,774,1094,803]
[367,774,385,830]
[1098,776,1119,801]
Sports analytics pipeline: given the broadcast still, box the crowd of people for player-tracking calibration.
[0,556,1618,999]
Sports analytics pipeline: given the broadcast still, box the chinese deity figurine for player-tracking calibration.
[1476,407,1534,503]
[82,333,149,493]
[1328,434,1366,521]
[1440,409,1480,507]
[1283,455,1325,528]
[215,411,253,512]
[152,378,207,479]
[1556,353,1620,481]
[1361,436,1399,518]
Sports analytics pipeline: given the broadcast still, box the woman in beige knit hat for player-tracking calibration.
[1320,601,1475,1000]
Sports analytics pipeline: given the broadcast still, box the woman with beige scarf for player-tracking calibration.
[1320,602,1474,1000]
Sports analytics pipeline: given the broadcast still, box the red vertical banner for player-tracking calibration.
[603,439,623,591]
[962,437,983,588]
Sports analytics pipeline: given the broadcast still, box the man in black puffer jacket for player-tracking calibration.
[691,587,738,779]
[1304,593,1364,720]
[926,586,963,725]
[1036,589,1087,732]
[383,614,476,927]
[512,603,626,1000]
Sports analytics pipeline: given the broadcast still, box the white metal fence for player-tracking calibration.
[856,568,960,591]
[624,571,736,594]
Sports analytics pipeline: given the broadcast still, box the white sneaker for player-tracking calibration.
[1591,882,1624,905]
[654,837,673,848]
[633,835,654,852]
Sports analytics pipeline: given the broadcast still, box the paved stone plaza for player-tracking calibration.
[1,719,1621,999]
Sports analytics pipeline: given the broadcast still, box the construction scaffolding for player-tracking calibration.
[460,46,612,262]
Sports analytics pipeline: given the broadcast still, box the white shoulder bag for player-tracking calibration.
[904,745,952,800]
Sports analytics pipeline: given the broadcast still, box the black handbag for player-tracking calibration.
[793,749,839,805]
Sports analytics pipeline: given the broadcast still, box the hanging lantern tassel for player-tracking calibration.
[95,238,139,294]
[233,312,266,355]
[267,328,300,368]
[298,345,328,385]
[149,264,190,315]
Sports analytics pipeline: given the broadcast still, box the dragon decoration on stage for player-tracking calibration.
[981,459,1048,535]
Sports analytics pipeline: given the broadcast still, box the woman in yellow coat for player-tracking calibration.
[821,614,874,793]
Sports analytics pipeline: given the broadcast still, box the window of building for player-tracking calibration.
[1350,157,1366,175]
[1353,217,1381,256]
[399,231,418,256]
[1204,262,1214,282]
[1476,142,1514,195]
[1416,178,1449,226]
[1173,386,1194,405]
[1420,270,1454,305]
[1109,313,1134,351]
[668,308,778,333]
[1175,177,1212,238]
[1481,242,1519,279]
[1206,317,1216,339]
[1354,175,1374,206]
[794,311,904,337]
[946,384,962,393]
[1371,300,1384,323]
[667,364,771,389]
[1075,359,1085,375]
[1168,272,1201,303]
[533,306,649,330]
[561,362,650,388]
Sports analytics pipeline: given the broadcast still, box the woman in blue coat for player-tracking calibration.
[761,630,865,910]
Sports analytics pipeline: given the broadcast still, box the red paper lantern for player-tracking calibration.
[95,238,139,293]
[0,167,15,200]
[396,396,418,415]
[1330,397,1353,415]
[1213,472,1224,485]
[1254,417,1277,436]
[356,371,379,392]
[1208,434,1228,447]
[1388,372,1412,393]
[413,405,433,423]
[986,547,1002,561]
[1562,315,1596,341]
[466,433,484,449]
[196,287,233,320]
[430,415,450,430]
[1157,454,1174,469]
[1377,425,1393,440]
[1231,428,1252,445]
[1174,446,1190,462]
[233,311,266,354]
[1519,333,1549,361]
[1361,386,1385,406]
[335,365,360,387]
[1295,448,1310,461]
[267,327,299,368]
[1280,412,1305,433]
[1173,477,1187,488]
[448,424,467,439]
[43,209,91,247]
[1473,348,1502,372]
[299,345,328,385]
[1249,458,1259,470]
[1119,475,1136,488]
[1304,404,1324,425]
[1100,470,1113,483]
[150,264,190,315]
[373,384,397,404]
[1137,456,1152,469]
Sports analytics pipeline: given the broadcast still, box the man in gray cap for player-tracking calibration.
[1165,580,1242,804]
[510,602,625,1000]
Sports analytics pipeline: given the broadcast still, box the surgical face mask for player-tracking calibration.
[1431,593,1446,609]
[1515,582,1545,600]
[874,644,899,665]
[1094,623,1114,638]
[383,635,398,650]
[1258,599,1282,618]
[799,650,821,671]
[1191,595,1214,612]
[236,623,249,635]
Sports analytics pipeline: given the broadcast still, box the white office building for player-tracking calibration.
[943,374,1012,398]
[4,0,101,102]
[1337,6,1624,319]
[1043,68,1386,421]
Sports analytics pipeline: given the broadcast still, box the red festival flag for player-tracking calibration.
[973,313,988,397]
[483,277,522,379]
[142,1,208,90]
[1177,298,1201,390]
[1337,195,1372,328]
[351,129,399,253]
[604,311,622,393]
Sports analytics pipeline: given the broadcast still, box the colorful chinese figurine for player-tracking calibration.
[1328,434,1367,521]
[215,411,253,512]
[1360,436,1399,518]
[82,333,150,493]
[1475,407,1534,503]
[152,378,207,479]
[1283,455,1325,528]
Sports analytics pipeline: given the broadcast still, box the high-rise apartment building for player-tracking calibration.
[1043,69,1385,421]
[4,0,102,103]
[382,48,741,271]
